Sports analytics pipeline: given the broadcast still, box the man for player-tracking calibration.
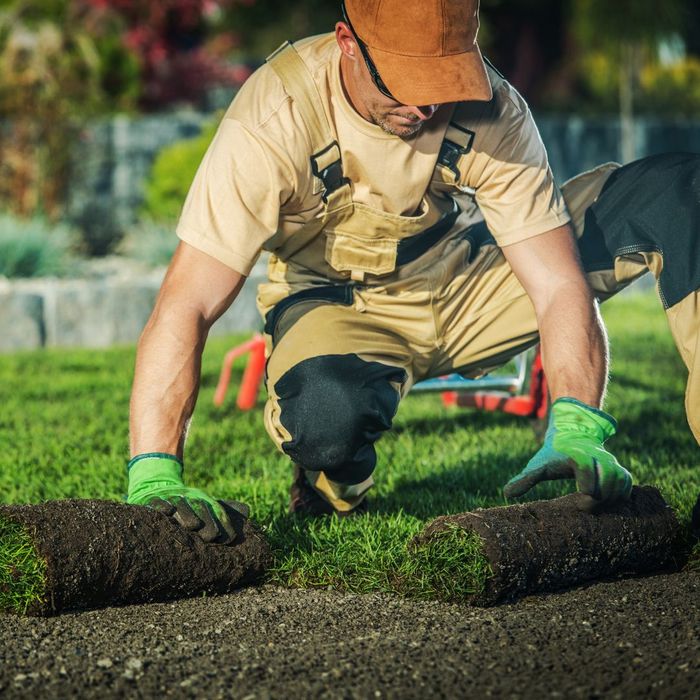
[126,0,698,543]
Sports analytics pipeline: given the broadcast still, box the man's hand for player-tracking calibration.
[504,398,633,502]
[127,454,249,544]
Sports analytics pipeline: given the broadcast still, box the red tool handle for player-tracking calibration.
[213,334,266,408]
[236,336,267,410]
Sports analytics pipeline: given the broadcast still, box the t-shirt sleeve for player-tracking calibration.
[176,117,293,276]
[469,88,570,247]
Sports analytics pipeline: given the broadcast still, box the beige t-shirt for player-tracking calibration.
[176,33,569,276]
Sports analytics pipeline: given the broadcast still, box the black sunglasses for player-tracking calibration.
[341,0,398,101]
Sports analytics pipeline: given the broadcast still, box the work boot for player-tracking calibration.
[288,465,368,517]
[692,492,700,540]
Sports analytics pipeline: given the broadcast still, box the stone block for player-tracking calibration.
[0,256,265,351]
[0,290,44,351]
[40,278,161,348]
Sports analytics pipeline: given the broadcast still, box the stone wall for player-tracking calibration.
[0,260,656,353]
[0,262,267,353]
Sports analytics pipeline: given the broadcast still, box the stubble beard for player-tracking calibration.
[368,104,424,139]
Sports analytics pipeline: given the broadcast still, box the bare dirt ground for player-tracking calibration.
[1,571,699,699]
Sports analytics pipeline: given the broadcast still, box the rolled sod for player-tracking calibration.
[410,486,684,606]
[0,499,272,616]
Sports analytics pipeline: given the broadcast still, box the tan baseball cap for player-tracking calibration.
[344,0,493,105]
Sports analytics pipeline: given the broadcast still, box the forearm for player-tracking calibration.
[129,307,208,459]
[537,282,608,407]
[128,242,246,459]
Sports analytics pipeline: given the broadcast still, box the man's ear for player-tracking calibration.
[335,21,359,61]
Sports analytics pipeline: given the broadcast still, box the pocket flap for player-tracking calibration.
[325,232,398,276]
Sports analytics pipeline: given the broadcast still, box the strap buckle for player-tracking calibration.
[438,123,475,182]
[310,141,351,203]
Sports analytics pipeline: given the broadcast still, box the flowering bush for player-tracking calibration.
[84,0,251,108]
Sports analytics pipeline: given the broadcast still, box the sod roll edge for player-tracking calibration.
[0,517,47,615]
[0,499,272,616]
[410,485,685,605]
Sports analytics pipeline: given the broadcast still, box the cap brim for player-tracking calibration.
[369,42,493,106]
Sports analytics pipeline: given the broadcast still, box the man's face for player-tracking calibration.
[337,22,440,138]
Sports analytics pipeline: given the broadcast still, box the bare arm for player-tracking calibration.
[129,242,245,458]
[501,223,608,407]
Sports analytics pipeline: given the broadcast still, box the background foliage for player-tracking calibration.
[1,0,698,121]
[0,0,699,247]
[142,119,218,222]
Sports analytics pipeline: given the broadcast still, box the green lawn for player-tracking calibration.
[1,288,698,604]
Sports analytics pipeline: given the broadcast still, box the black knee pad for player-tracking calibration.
[274,354,407,484]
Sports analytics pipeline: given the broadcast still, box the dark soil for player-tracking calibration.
[1,571,699,699]
[0,500,271,615]
[414,486,684,604]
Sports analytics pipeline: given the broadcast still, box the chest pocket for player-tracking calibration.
[325,230,398,277]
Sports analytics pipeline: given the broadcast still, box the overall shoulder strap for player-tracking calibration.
[437,121,475,184]
[267,41,349,204]
[267,41,333,152]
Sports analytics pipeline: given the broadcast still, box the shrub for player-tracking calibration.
[86,1,247,109]
[0,213,77,278]
[142,120,218,222]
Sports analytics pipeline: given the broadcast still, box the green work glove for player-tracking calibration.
[127,453,249,544]
[504,398,633,502]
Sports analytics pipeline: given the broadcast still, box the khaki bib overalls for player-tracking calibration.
[258,43,700,511]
